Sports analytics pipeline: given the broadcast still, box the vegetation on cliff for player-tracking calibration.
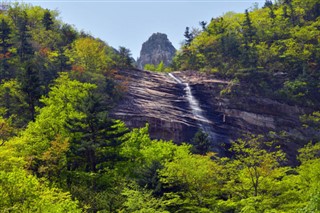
[0,1,320,212]
[172,0,320,108]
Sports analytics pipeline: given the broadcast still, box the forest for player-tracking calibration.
[173,0,320,108]
[0,1,320,212]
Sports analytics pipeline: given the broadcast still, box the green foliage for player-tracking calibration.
[0,79,28,126]
[293,142,320,212]
[280,75,320,107]
[173,0,320,106]
[120,184,168,213]
[228,135,286,198]
[0,2,124,126]
[119,125,191,178]
[143,63,156,71]
[0,169,81,212]
[156,61,165,72]
[0,116,16,146]
[159,150,221,211]
[38,135,70,181]
[65,37,111,74]
[184,27,194,46]
[144,61,171,72]
[190,129,210,155]
[16,72,96,161]
[115,46,134,69]
[15,10,34,62]
[301,111,320,142]
[0,4,140,211]
[0,2,320,213]
[42,9,54,30]
[136,161,164,196]
[18,61,41,121]
[0,18,13,80]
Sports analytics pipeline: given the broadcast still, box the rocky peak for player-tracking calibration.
[137,32,176,69]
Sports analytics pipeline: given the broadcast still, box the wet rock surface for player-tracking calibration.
[111,69,312,158]
[110,69,198,143]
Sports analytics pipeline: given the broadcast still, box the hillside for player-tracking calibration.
[172,0,320,108]
[0,1,320,213]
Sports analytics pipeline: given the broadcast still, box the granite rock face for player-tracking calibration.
[137,33,176,69]
[174,71,311,139]
[110,69,312,160]
[110,69,198,143]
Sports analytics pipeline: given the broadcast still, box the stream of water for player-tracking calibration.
[168,73,218,145]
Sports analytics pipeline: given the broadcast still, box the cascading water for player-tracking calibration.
[168,73,219,149]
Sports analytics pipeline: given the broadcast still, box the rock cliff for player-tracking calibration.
[174,71,312,139]
[137,33,176,69]
[110,69,198,143]
[111,69,312,159]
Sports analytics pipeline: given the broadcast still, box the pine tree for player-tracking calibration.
[263,0,273,8]
[184,27,194,46]
[0,19,12,80]
[19,62,41,121]
[241,10,258,68]
[117,46,133,68]
[66,93,128,173]
[199,21,207,31]
[42,9,54,30]
[16,11,33,62]
[243,9,256,43]
[191,129,210,155]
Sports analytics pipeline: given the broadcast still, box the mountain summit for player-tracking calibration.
[137,32,176,69]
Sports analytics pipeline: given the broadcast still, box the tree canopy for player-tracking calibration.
[171,0,320,107]
[0,1,320,212]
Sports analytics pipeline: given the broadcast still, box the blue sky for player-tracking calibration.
[25,0,265,59]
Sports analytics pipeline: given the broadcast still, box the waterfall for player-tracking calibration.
[168,73,217,144]
[168,73,183,84]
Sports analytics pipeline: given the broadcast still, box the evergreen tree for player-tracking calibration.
[66,92,128,173]
[221,32,241,58]
[117,46,133,69]
[243,9,256,43]
[16,11,33,62]
[191,129,210,155]
[184,27,194,46]
[42,9,54,31]
[137,161,164,197]
[263,0,273,8]
[18,62,41,121]
[60,24,78,46]
[0,19,12,80]
[199,21,207,31]
[241,9,258,68]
